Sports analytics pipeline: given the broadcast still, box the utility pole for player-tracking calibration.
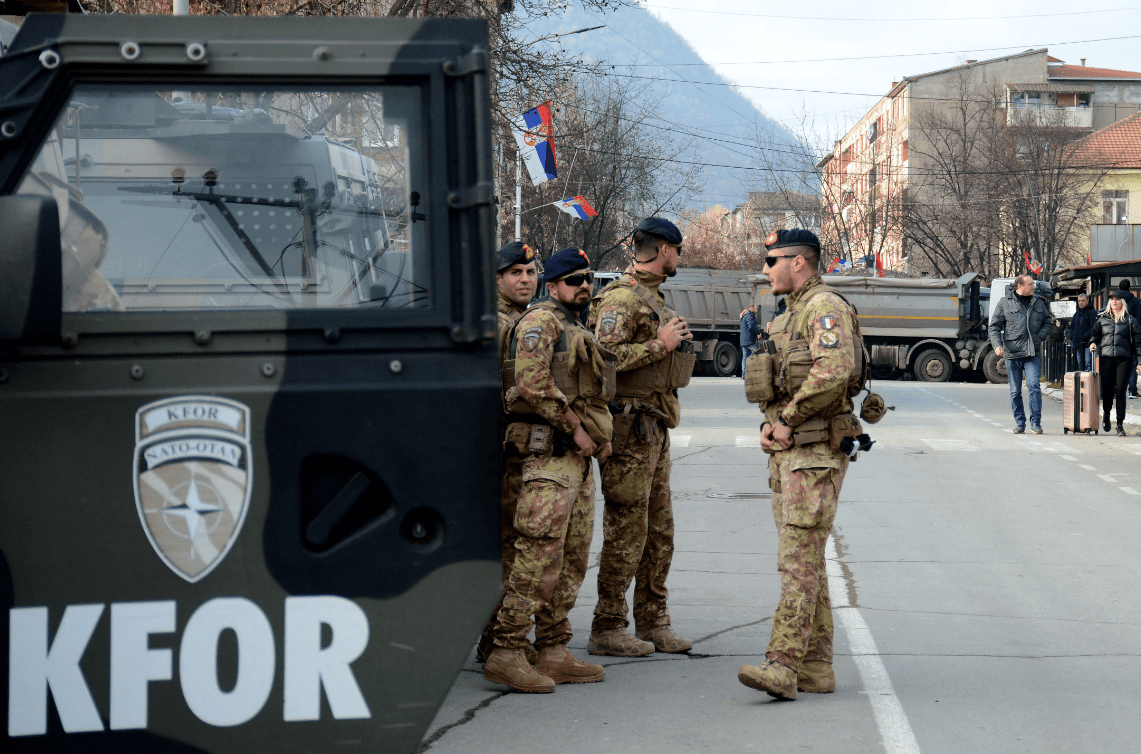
[515,155,521,242]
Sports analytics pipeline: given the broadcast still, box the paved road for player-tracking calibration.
[420,379,1141,753]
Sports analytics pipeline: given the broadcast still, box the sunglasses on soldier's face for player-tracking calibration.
[560,273,594,287]
[764,254,798,268]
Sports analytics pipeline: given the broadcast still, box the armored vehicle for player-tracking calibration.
[0,13,500,753]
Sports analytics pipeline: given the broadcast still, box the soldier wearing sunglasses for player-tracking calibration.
[484,247,617,693]
[587,217,696,658]
[738,229,862,701]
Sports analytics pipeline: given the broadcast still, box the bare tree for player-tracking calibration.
[677,205,744,270]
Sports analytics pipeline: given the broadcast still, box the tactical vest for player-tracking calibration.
[768,283,867,405]
[502,302,616,414]
[595,275,696,398]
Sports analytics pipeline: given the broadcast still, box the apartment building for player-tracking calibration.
[820,49,1141,275]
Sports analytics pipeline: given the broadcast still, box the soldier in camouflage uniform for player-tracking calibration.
[484,247,616,693]
[477,242,539,664]
[587,217,696,657]
[737,229,862,701]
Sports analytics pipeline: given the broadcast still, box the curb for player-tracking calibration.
[1041,386,1141,427]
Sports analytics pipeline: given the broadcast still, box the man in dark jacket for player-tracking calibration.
[989,275,1054,433]
[739,304,763,373]
[1118,281,1141,396]
[1068,294,1097,371]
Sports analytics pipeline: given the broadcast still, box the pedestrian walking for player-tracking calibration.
[483,247,615,693]
[737,229,865,701]
[1069,294,1096,372]
[740,304,762,372]
[1089,289,1141,437]
[989,275,1053,434]
[588,217,696,657]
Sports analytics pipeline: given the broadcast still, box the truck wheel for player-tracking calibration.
[982,350,1007,384]
[710,341,740,377]
[913,348,952,382]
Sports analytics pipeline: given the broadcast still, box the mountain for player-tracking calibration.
[516,3,798,210]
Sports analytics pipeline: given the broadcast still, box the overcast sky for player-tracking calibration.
[639,0,1141,139]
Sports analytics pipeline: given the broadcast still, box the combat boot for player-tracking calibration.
[483,648,555,693]
[477,634,537,665]
[636,625,692,653]
[587,628,654,657]
[534,644,605,684]
[737,659,798,701]
[797,660,835,693]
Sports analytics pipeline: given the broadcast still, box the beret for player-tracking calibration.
[543,247,591,282]
[496,241,537,273]
[634,217,683,245]
[764,229,821,251]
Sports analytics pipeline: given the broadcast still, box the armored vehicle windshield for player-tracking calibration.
[17,85,426,312]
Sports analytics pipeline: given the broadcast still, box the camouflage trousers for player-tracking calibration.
[765,445,848,670]
[478,454,523,648]
[491,451,595,649]
[593,416,674,632]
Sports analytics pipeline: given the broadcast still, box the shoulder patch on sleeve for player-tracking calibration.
[521,326,544,352]
[820,315,836,330]
[600,312,618,335]
[819,331,840,348]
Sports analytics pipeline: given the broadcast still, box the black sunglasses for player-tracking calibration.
[560,272,595,287]
[764,254,798,268]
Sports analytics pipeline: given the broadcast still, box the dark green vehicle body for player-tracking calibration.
[0,13,500,752]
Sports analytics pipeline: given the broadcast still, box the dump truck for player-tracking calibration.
[746,273,1005,383]
[0,13,500,753]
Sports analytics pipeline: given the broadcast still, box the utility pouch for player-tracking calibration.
[598,360,617,401]
[829,412,863,452]
[504,422,532,456]
[791,416,830,446]
[744,352,775,404]
[527,424,554,455]
[668,349,697,389]
[780,342,815,395]
[611,410,637,455]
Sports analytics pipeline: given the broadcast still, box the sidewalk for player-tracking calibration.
[1041,384,1141,427]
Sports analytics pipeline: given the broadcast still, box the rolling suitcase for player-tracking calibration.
[1063,371,1099,434]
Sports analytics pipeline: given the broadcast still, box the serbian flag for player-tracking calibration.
[511,102,557,186]
[827,257,850,273]
[875,252,885,277]
[1024,251,1043,275]
[553,195,598,221]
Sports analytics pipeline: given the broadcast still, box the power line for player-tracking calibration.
[642,3,1141,23]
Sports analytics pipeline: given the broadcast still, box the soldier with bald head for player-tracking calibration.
[738,229,865,701]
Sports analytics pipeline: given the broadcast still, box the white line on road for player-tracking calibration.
[827,538,920,754]
[673,435,691,448]
[1079,464,1097,471]
[1061,455,1077,461]
[735,435,760,447]
[1120,487,1140,495]
[1097,474,1130,483]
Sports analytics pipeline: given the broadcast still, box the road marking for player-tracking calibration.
[921,438,977,451]
[1060,455,1077,461]
[1097,474,1130,483]
[673,435,691,448]
[827,538,920,754]
[1079,464,1097,471]
[735,435,760,447]
[1120,487,1140,495]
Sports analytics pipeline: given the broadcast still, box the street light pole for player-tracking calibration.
[1017,153,1045,274]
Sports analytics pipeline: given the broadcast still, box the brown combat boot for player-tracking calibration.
[477,633,536,665]
[483,648,555,693]
[797,660,835,693]
[534,644,605,684]
[587,628,654,657]
[737,659,798,701]
[636,625,692,653]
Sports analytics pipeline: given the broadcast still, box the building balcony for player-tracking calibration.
[1006,105,1093,129]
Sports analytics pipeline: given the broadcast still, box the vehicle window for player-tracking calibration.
[17,85,427,312]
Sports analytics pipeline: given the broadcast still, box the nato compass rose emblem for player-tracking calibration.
[133,396,253,583]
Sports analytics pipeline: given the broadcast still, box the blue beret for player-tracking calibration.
[634,217,683,245]
[764,229,820,251]
[496,241,537,272]
[543,247,591,282]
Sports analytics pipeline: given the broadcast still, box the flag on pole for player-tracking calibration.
[1024,251,1043,275]
[511,102,557,186]
[553,195,598,221]
[875,252,885,277]
[827,257,851,273]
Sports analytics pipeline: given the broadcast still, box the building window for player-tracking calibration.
[1103,190,1128,224]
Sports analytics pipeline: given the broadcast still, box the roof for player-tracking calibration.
[1050,64,1141,80]
[899,48,1046,87]
[1007,82,1093,93]
[1047,55,1063,63]
[1073,111,1141,169]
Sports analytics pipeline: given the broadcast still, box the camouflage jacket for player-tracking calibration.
[498,292,527,363]
[764,275,859,430]
[588,265,681,427]
[512,300,614,446]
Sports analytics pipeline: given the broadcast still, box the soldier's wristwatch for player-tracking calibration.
[778,416,790,427]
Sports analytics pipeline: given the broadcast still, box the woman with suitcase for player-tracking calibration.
[1089,290,1141,436]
